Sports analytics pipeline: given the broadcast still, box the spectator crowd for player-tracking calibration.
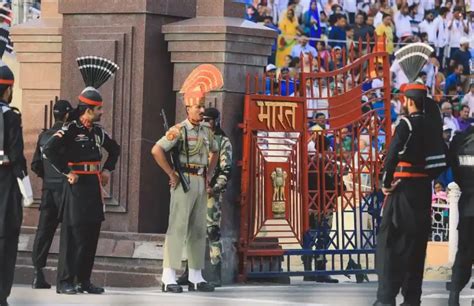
[244,0,474,197]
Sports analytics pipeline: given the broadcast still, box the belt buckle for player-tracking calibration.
[197,168,204,176]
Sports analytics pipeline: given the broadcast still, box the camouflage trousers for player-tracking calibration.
[207,193,223,265]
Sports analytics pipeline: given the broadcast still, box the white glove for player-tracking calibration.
[17,175,34,207]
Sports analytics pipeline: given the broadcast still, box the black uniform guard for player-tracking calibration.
[374,83,446,306]
[30,100,73,289]
[447,125,474,306]
[0,59,27,306]
[43,56,120,295]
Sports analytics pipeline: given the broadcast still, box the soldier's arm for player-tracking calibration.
[214,137,233,191]
[102,130,121,172]
[5,110,27,178]
[43,125,72,176]
[151,125,181,187]
[30,133,44,178]
[382,119,410,189]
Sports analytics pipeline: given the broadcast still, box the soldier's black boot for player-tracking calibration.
[315,260,339,283]
[32,268,51,289]
[0,298,8,306]
[56,282,77,294]
[208,263,222,287]
[76,281,104,294]
[176,264,190,286]
[188,282,215,292]
[302,255,316,281]
[448,291,460,306]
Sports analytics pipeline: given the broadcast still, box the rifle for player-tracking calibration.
[160,109,190,193]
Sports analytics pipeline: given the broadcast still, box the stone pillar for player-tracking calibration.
[58,0,196,233]
[163,0,276,283]
[10,0,63,226]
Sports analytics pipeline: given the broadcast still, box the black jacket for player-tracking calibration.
[31,121,66,190]
[449,126,474,217]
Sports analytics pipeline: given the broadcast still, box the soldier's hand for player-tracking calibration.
[67,173,79,185]
[382,179,400,195]
[169,172,180,189]
[101,170,111,187]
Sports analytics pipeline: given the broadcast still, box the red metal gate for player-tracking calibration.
[238,39,392,281]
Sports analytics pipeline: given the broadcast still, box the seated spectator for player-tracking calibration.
[263,16,281,65]
[301,0,321,46]
[391,88,402,116]
[328,46,345,71]
[451,37,471,78]
[276,8,300,67]
[245,5,258,22]
[328,13,347,49]
[315,40,330,64]
[394,3,412,39]
[280,67,297,96]
[444,64,464,95]
[346,25,355,51]
[353,12,374,53]
[265,64,278,95]
[319,11,329,35]
[441,101,460,132]
[418,10,438,45]
[457,105,473,131]
[375,13,394,55]
[461,83,474,117]
[290,35,318,58]
[284,55,293,68]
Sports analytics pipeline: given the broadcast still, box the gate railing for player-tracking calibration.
[239,36,391,282]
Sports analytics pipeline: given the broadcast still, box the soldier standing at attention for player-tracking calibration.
[43,56,120,295]
[177,107,233,287]
[151,64,223,293]
[0,50,28,306]
[30,100,73,289]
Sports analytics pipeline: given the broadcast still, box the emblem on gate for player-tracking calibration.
[271,167,287,219]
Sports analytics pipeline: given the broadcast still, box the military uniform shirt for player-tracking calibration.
[157,119,218,167]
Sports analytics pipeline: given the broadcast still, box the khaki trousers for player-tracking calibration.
[163,175,207,270]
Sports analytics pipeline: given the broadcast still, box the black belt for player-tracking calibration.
[181,165,206,176]
[395,165,426,174]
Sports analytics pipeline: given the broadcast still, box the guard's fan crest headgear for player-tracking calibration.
[180,64,223,107]
[76,56,119,107]
[395,43,433,100]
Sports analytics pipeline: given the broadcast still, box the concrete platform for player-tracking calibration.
[6,279,473,306]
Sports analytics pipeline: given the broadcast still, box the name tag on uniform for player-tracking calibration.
[74,134,89,142]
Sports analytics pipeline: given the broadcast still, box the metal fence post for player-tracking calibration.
[447,182,461,264]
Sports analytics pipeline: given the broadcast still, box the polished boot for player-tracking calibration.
[188,282,215,292]
[208,263,222,287]
[302,256,316,281]
[161,283,183,293]
[176,264,189,286]
[32,268,51,289]
[315,261,339,283]
[448,291,460,306]
[76,281,105,294]
[0,300,8,306]
[56,282,77,294]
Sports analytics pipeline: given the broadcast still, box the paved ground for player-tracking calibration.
[6,279,473,306]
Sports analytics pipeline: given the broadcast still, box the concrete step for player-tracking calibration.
[15,227,169,287]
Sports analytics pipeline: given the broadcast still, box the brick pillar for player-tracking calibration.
[10,0,63,224]
[163,0,276,283]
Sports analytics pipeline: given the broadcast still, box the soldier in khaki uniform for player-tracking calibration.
[151,64,223,293]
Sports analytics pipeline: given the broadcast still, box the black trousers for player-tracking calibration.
[32,189,61,269]
[375,179,432,305]
[451,216,474,293]
[57,222,101,285]
[0,236,19,301]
